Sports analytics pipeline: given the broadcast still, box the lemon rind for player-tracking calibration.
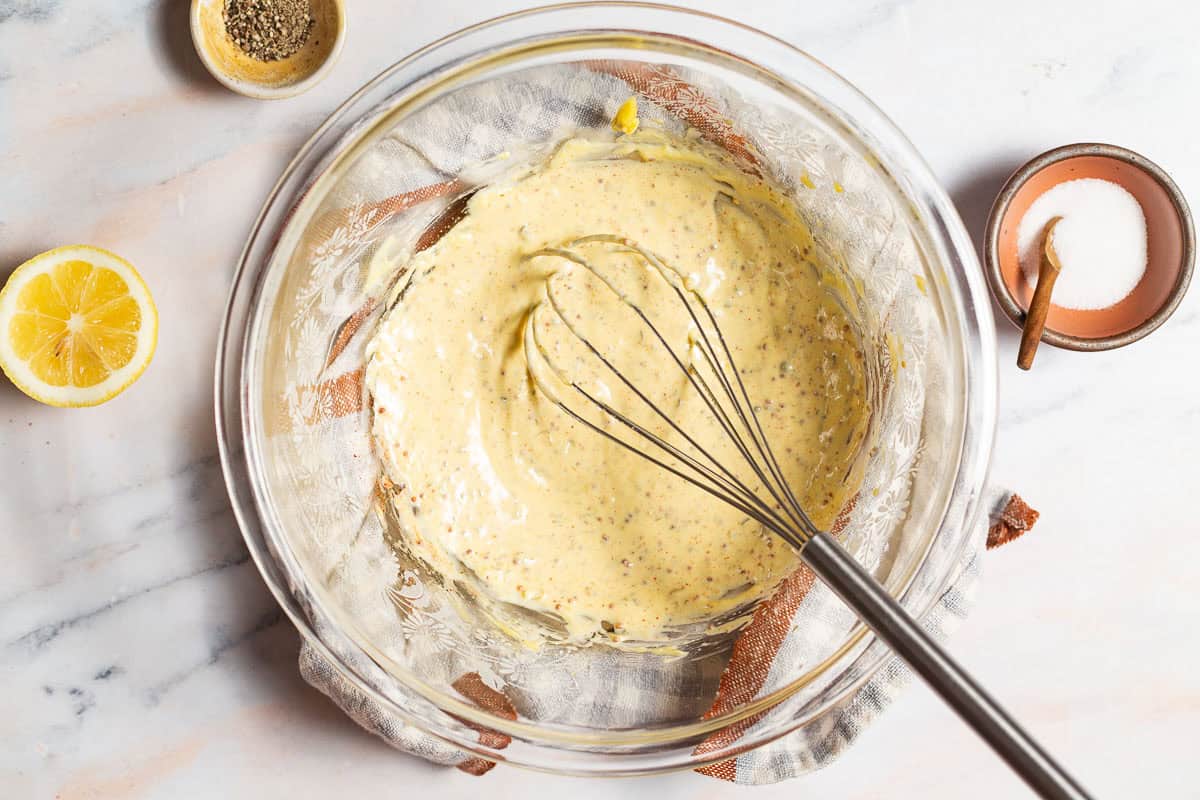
[0,245,158,408]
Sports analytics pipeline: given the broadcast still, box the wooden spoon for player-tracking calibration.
[1017,216,1063,370]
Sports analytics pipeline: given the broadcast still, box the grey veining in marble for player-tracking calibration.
[2,1,1198,797]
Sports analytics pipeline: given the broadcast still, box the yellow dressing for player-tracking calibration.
[367,131,870,643]
[611,96,640,135]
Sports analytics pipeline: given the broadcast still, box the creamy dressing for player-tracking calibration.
[366,130,869,643]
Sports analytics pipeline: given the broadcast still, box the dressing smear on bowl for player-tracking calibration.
[365,126,871,644]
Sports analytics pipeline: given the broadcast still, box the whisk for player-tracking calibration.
[523,235,1091,800]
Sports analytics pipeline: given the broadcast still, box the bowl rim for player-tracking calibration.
[215,0,998,772]
[189,0,347,100]
[984,142,1196,351]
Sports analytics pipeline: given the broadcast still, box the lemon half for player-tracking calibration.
[0,246,157,407]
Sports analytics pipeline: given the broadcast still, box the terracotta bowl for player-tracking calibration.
[985,143,1194,350]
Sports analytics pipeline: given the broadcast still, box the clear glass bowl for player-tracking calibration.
[216,3,996,776]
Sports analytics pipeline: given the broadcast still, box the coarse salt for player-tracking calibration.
[1016,178,1147,310]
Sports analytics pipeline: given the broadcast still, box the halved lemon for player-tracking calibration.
[0,246,157,407]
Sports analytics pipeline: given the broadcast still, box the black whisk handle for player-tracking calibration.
[801,531,1092,800]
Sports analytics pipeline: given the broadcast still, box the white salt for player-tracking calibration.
[1016,178,1147,310]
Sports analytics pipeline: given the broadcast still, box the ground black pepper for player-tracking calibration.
[224,0,314,62]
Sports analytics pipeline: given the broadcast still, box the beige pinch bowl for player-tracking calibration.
[985,143,1194,350]
[190,0,345,99]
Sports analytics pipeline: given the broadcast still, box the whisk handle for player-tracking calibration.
[802,531,1092,800]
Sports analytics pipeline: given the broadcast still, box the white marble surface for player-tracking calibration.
[2,1,1198,796]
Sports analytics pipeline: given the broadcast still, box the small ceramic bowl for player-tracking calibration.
[190,0,346,99]
[985,143,1194,350]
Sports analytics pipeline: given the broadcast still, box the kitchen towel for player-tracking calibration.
[297,492,1034,783]
[269,60,1032,784]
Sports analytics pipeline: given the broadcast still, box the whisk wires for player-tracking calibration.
[522,235,820,552]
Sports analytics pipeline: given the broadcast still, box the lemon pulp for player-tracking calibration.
[0,246,157,407]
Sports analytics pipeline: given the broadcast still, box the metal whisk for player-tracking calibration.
[523,235,1091,800]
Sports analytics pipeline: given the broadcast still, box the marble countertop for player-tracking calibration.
[3,1,1197,797]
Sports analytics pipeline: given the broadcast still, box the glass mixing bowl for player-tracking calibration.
[216,2,996,775]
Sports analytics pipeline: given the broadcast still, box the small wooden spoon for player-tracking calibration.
[1017,216,1063,370]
